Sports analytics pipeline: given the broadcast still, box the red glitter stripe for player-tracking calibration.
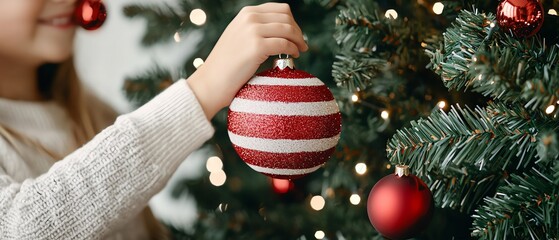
[257,68,316,79]
[235,85,334,102]
[233,145,335,169]
[228,112,341,139]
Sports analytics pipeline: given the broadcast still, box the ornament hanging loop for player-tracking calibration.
[273,54,295,70]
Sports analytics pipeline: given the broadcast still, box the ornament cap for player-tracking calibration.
[394,165,410,177]
[273,54,295,70]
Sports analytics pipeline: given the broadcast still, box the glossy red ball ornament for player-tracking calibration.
[367,165,433,240]
[228,57,341,179]
[271,178,294,194]
[74,0,107,30]
[496,0,544,38]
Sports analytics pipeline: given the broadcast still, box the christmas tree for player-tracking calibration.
[121,0,559,239]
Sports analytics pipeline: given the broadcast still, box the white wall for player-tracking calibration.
[75,0,207,231]
[75,0,202,113]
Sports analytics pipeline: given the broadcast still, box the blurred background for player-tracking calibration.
[75,0,199,113]
[75,0,205,231]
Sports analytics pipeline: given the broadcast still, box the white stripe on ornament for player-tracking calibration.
[246,163,323,176]
[229,99,339,116]
[228,132,340,153]
[249,76,324,86]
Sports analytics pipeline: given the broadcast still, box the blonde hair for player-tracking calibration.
[5,59,170,239]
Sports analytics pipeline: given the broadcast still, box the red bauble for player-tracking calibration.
[228,57,341,179]
[74,0,107,30]
[496,0,544,38]
[271,178,294,194]
[367,165,433,240]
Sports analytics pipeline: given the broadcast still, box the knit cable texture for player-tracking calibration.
[0,80,214,239]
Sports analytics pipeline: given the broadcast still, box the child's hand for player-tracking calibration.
[187,2,308,119]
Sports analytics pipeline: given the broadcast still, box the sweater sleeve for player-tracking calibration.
[0,80,215,239]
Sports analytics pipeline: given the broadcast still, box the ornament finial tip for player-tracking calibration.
[395,165,410,177]
[273,56,295,70]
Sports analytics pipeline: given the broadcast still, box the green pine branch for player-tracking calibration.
[334,0,385,53]
[471,170,559,239]
[427,9,559,111]
[332,53,388,91]
[386,102,558,212]
[123,4,185,46]
[123,65,173,107]
[426,9,495,90]
[332,0,387,91]
[471,38,559,111]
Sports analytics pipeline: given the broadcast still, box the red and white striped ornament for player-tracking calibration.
[228,57,341,179]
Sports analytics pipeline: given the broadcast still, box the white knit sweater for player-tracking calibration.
[0,80,215,239]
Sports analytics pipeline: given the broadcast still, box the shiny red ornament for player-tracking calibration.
[496,0,544,38]
[74,0,107,30]
[228,57,341,179]
[367,165,433,240]
[271,178,294,194]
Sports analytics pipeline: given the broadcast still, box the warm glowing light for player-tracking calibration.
[209,170,226,186]
[355,163,367,175]
[351,93,359,102]
[549,9,558,16]
[490,22,496,28]
[472,56,477,62]
[314,230,325,239]
[386,164,392,169]
[545,105,555,114]
[421,42,427,48]
[325,188,335,198]
[174,32,181,42]
[385,9,398,19]
[193,58,205,68]
[350,194,361,205]
[433,2,444,15]
[381,110,389,120]
[206,156,223,172]
[272,178,291,194]
[190,9,207,26]
[437,100,447,109]
[310,195,326,211]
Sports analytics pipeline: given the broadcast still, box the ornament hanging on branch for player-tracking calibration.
[496,0,544,38]
[367,165,433,240]
[228,56,341,179]
[74,0,107,30]
[271,178,295,194]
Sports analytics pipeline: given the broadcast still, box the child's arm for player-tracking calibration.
[0,81,212,239]
[0,3,305,239]
[187,2,308,119]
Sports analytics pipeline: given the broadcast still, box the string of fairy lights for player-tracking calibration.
[173,8,208,69]
[181,2,559,239]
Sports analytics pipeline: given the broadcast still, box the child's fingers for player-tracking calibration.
[246,13,308,51]
[250,13,306,49]
[241,3,304,39]
[260,38,300,58]
[244,13,293,24]
[242,3,292,15]
[253,23,307,52]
